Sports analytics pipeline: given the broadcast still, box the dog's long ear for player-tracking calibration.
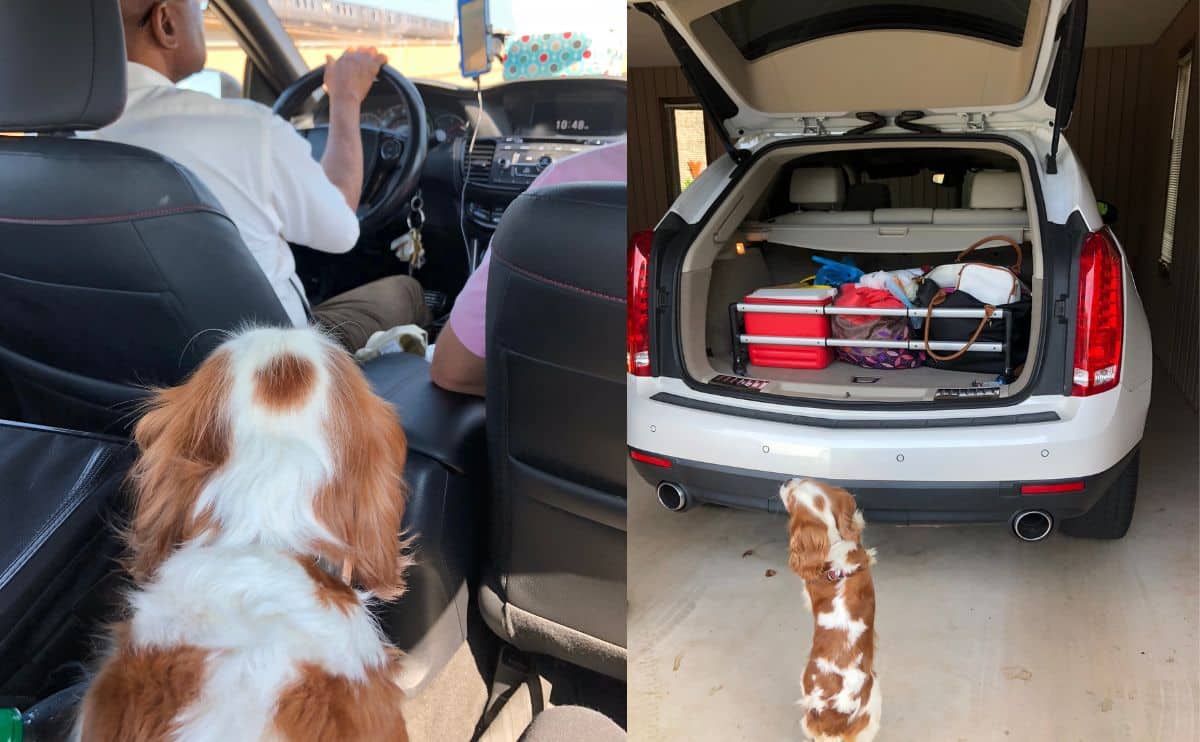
[127,351,232,580]
[315,352,411,601]
[787,514,829,581]
[828,485,865,543]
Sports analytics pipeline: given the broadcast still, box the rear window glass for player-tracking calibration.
[709,0,1032,60]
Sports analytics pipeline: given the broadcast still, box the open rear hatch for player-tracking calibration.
[635,0,1086,163]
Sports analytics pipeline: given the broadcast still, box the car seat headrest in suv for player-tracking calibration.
[966,170,1025,209]
[789,168,845,209]
[0,0,126,133]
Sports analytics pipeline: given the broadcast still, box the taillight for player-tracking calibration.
[627,230,654,376]
[1072,228,1124,396]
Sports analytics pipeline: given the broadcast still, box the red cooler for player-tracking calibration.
[743,286,837,369]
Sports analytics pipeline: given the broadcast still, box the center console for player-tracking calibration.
[459,135,621,231]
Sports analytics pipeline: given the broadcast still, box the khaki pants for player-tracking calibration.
[311,275,431,352]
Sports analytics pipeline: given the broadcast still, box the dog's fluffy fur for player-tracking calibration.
[76,327,411,742]
[781,479,881,742]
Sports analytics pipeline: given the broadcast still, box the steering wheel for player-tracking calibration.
[272,64,429,235]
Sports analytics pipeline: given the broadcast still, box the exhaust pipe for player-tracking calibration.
[1010,510,1053,542]
[657,482,691,512]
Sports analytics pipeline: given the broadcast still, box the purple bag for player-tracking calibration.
[830,285,925,369]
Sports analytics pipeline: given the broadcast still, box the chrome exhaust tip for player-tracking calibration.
[656,481,690,512]
[1011,510,1054,542]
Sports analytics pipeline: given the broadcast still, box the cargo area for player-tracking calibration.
[677,143,1046,404]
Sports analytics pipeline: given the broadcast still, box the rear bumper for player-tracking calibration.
[628,373,1150,524]
[630,447,1136,523]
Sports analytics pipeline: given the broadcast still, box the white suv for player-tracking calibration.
[626,0,1152,540]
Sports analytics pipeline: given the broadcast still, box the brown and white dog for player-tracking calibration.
[76,327,411,742]
[781,479,881,742]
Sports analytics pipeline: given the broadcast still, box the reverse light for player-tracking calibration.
[630,449,672,468]
[1021,481,1085,495]
[627,230,654,376]
[1071,229,1124,396]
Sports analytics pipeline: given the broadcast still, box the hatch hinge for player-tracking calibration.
[799,116,828,136]
[960,112,989,131]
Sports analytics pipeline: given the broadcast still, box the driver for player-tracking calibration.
[89,0,430,352]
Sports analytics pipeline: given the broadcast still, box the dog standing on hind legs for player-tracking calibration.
[781,478,881,742]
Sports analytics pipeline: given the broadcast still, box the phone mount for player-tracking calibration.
[458,0,492,79]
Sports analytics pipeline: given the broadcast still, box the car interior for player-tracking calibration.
[0,0,626,739]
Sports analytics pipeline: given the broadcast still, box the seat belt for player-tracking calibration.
[290,275,314,323]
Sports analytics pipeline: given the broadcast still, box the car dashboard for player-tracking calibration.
[292,76,625,308]
[344,76,626,229]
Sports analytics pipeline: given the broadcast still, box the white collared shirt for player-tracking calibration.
[85,62,359,326]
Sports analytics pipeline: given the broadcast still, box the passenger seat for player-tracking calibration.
[932,170,1028,225]
[771,168,872,225]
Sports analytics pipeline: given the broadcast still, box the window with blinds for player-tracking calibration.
[1160,50,1192,270]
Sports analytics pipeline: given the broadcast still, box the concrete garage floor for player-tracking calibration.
[628,373,1199,742]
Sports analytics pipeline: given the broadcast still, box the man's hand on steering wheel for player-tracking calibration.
[324,47,388,106]
[320,47,388,210]
[273,53,429,235]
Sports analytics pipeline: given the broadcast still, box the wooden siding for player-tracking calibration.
[627,66,723,235]
[1072,1,1198,406]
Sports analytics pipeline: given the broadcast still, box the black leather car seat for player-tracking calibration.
[482,182,627,680]
[0,0,291,435]
[0,0,488,711]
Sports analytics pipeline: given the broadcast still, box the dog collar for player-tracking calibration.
[314,556,355,587]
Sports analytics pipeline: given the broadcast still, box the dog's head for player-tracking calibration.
[780,479,866,582]
[128,326,411,599]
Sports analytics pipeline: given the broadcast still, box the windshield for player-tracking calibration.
[263,0,625,87]
[708,0,1031,60]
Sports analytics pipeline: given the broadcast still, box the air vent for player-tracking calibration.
[464,140,496,184]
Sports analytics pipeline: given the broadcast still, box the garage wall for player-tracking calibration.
[1072,0,1198,407]
[1132,0,1197,408]
[627,67,724,236]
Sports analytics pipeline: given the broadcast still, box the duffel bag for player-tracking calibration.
[915,280,1031,376]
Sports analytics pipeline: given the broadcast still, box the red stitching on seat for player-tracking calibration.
[0,205,226,226]
[491,249,624,304]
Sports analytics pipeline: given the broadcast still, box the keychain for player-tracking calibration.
[390,191,427,273]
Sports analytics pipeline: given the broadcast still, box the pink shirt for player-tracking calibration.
[448,140,627,357]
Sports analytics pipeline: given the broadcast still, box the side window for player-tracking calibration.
[666,103,709,196]
[1159,48,1192,272]
[177,10,249,99]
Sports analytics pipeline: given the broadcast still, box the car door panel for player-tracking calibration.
[0,421,133,704]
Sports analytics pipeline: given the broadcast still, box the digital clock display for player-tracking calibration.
[523,98,622,137]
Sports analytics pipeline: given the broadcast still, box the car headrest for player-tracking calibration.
[790,168,844,210]
[966,170,1025,210]
[0,0,127,133]
[490,181,626,304]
